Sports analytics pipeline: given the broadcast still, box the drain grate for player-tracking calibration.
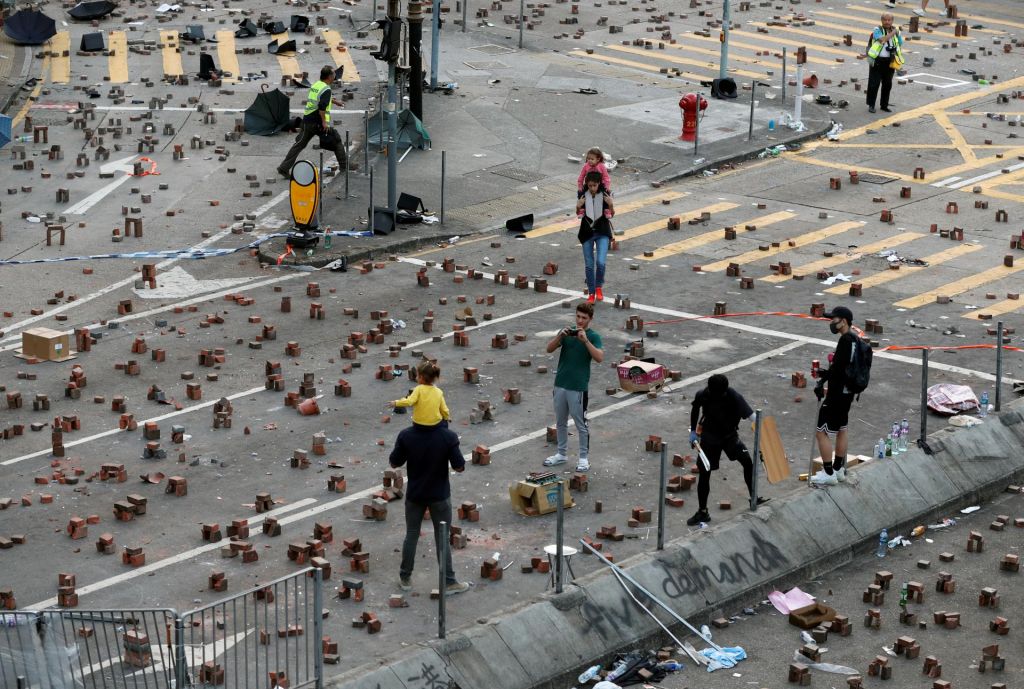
[490,166,547,183]
[857,173,898,184]
[617,156,670,173]
[463,60,509,70]
[469,43,516,55]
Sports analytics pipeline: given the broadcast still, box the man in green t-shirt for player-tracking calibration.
[544,302,604,472]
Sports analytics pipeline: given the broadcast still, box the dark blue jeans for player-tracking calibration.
[400,497,457,585]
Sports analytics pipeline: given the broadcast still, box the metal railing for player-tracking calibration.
[1,569,322,689]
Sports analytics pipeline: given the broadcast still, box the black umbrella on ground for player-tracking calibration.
[198,53,218,80]
[290,14,309,31]
[80,32,105,52]
[3,9,57,45]
[180,25,205,43]
[235,18,258,38]
[244,84,291,136]
[264,20,286,35]
[268,38,296,55]
[68,1,117,20]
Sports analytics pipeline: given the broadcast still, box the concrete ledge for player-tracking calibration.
[325,403,1024,689]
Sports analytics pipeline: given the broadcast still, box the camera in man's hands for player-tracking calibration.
[564,327,579,338]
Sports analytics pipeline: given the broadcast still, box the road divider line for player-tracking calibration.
[700,220,863,272]
[50,32,71,83]
[160,30,184,76]
[108,31,129,83]
[619,202,739,243]
[527,191,688,238]
[637,211,794,261]
[894,263,1024,309]
[216,30,241,83]
[760,231,924,283]
[823,243,982,295]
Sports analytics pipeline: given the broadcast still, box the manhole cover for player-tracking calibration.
[463,60,509,70]
[469,44,516,55]
[858,173,898,184]
[618,156,670,173]
[490,166,546,183]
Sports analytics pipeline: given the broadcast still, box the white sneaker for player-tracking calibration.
[913,7,925,15]
[576,458,590,472]
[544,453,567,466]
[809,470,839,487]
[835,467,847,482]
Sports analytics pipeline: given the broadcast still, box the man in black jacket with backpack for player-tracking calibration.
[810,306,858,487]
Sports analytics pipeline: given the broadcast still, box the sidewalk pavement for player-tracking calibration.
[258,28,831,267]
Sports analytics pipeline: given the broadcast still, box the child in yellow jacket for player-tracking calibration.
[389,360,450,427]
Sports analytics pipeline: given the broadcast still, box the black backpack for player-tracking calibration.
[845,335,873,395]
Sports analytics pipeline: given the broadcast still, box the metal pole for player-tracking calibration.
[173,614,187,689]
[440,149,446,224]
[794,63,804,125]
[438,521,448,638]
[312,568,324,689]
[719,0,730,80]
[344,130,350,197]
[318,150,324,229]
[518,0,524,48]
[462,0,468,32]
[781,47,786,104]
[555,482,564,593]
[693,92,701,156]
[409,0,424,119]
[363,111,369,174]
[995,320,1004,412]
[368,167,375,234]
[430,0,440,90]
[750,409,762,511]
[918,349,928,447]
[747,80,756,141]
[656,441,667,550]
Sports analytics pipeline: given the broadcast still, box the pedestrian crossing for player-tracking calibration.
[699,221,864,273]
[635,211,795,261]
[526,190,689,238]
[759,231,924,283]
[34,26,362,87]
[894,263,1024,310]
[822,244,982,294]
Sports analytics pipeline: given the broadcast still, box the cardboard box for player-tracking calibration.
[789,602,836,629]
[617,359,666,393]
[20,328,74,362]
[509,479,574,516]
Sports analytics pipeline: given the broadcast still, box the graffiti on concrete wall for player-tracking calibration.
[579,530,790,640]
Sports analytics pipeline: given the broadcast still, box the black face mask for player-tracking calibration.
[829,321,840,334]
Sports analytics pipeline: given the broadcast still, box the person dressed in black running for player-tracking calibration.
[687,374,764,526]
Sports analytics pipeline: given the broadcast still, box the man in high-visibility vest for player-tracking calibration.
[865,13,903,114]
[278,65,349,178]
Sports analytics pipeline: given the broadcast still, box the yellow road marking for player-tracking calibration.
[569,50,716,82]
[761,232,923,283]
[894,264,1024,309]
[727,29,859,58]
[160,30,183,76]
[781,14,941,46]
[662,37,786,67]
[963,299,1024,320]
[272,31,301,79]
[619,202,739,242]
[824,244,982,294]
[410,233,499,257]
[636,211,795,261]
[934,111,976,164]
[978,164,1024,191]
[605,44,767,79]
[108,31,129,83]
[700,221,863,273]
[685,32,836,65]
[323,29,360,82]
[842,3,1012,32]
[216,30,241,83]
[11,52,50,128]
[527,190,689,238]
[803,74,1024,144]
[812,9,961,40]
[746,21,884,53]
[50,31,70,83]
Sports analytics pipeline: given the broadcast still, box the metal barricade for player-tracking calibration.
[1,569,322,689]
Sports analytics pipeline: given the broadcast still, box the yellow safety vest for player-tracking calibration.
[303,80,332,123]
[868,28,904,66]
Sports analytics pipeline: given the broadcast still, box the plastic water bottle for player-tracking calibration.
[877,528,888,558]
[979,391,989,417]
[700,624,712,642]
[876,438,885,460]
[768,119,776,131]
[890,423,902,454]
[606,659,630,682]
[577,665,601,683]
[660,660,683,672]
[884,434,893,457]
[899,419,910,452]
[15,135,32,143]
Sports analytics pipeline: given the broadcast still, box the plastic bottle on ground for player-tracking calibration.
[979,391,989,417]
[876,528,888,558]
[578,665,601,683]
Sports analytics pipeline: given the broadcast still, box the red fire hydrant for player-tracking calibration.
[678,93,708,142]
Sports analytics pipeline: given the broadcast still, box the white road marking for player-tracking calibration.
[943,161,1024,190]
[85,105,368,115]
[132,265,259,299]
[64,155,139,215]
[25,498,320,610]
[931,176,961,188]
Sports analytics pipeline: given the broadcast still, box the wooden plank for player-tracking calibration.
[759,416,790,484]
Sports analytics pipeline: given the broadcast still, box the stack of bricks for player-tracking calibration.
[894,636,921,659]
[327,474,346,492]
[292,449,310,469]
[979,586,1000,608]
[628,506,652,527]
[199,662,224,685]
[113,495,146,520]
[922,656,942,678]
[380,469,404,501]
[864,609,882,629]
[57,573,78,607]
[312,522,333,544]
[209,570,227,592]
[570,472,588,491]
[33,393,50,411]
[450,524,468,549]
[349,549,369,574]
[311,432,326,456]
[311,555,331,580]
[67,516,88,540]
[480,558,503,581]
[524,556,550,574]
[266,361,284,390]
[166,476,187,496]
[352,611,381,634]
[263,517,282,537]
[979,644,1005,672]
[933,610,960,629]
[967,530,985,552]
[212,398,233,429]
[989,616,1009,634]
[299,372,316,397]
[990,514,1010,531]
[597,525,624,541]
[227,519,250,539]
[75,327,92,352]
[111,395,127,413]
[457,501,480,522]
[471,445,491,465]
[338,577,363,601]
[323,637,340,665]
[667,474,696,492]
[999,553,1019,572]
[95,533,115,554]
[52,425,65,457]
[142,440,165,459]
[99,463,127,482]
[0,589,14,610]
[333,378,351,396]
[936,571,956,594]
[288,542,314,565]
[645,435,662,451]
[170,425,184,443]
[255,492,274,512]
[123,630,153,668]
[67,365,87,397]
[362,499,387,521]
[867,656,891,680]
[202,523,222,541]
[122,545,145,567]
[788,662,811,685]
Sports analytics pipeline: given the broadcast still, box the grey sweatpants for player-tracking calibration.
[553,386,589,459]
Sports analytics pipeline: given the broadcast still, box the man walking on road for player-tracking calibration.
[687,374,765,526]
[865,13,903,113]
[390,422,471,595]
[810,306,857,487]
[278,65,348,177]
[544,301,604,472]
